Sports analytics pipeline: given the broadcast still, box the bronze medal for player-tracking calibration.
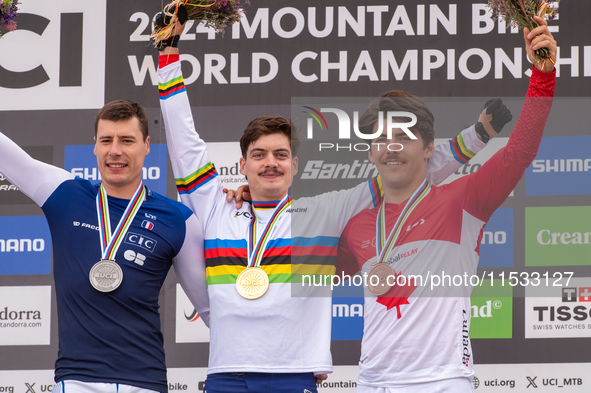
[367,263,395,296]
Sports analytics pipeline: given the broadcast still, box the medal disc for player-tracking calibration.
[89,260,123,292]
[367,263,395,296]
[236,267,269,299]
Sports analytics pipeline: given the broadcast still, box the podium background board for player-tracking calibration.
[1,1,590,391]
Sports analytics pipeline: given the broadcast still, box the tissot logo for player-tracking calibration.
[0,1,107,110]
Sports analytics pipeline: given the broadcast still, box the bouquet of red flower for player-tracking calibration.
[0,0,19,38]
[151,0,249,48]
[487,0,559,67]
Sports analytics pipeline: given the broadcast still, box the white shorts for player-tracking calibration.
[52,380,160,393]
[357,378,473,393]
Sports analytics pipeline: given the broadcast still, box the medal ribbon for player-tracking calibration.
[247,195,292,268]
[96,183,146,261]
[375,179,430,263]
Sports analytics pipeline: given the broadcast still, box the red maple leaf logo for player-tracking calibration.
[376,271,418,319]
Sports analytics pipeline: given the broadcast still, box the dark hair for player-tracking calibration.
[239,115,300,158]
[359,90,434,148]
[94,100,149,141]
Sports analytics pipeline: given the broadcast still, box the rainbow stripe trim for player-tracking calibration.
[376,179,430,262]
[248,196,292,268]
[204,236,338,286]
[159,76,186,100]
[252,200,280,210]
[449,133,476,164]
[97,183,146,261]
[175,162,218,194]
[368,176,384,208]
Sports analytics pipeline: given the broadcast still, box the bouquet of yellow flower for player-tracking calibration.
[0,0,19,38]
[487,0,559,66]
[151,0,249,48]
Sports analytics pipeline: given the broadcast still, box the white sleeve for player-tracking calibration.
[158,60,227,230]
[173,213,210,327]
[426,125,487,186]
[0,131,74,206]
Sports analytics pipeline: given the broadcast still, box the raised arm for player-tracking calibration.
[0,131,73,206]
[454,16,556,221]
[158,23,227,228]
[427,98,513,186]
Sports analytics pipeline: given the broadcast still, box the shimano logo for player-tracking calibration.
[532,158,591,173]
[0,239,45,252]
[71,167,161,180]
[333,304,363,317]
[481,231,507,244]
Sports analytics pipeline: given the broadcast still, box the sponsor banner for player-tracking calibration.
[0,286,51,345]
[206,142,248,187]
[0,216,51,275]
[175,284,209,343]
[0,146,53,205]
[478,208,513,268]
[331,280,512,340]
[0,0,106,110]
[435,137,508,186]
[0,369,55,393]
[525,277,591,339]
[526,136,591,196]
[109,0,589,107]
[63,144,168,196]
[317,365,359,392]
[469,280,513,339]
[525,206,591,267]
[472,363,589,391]
[167,367,208,392]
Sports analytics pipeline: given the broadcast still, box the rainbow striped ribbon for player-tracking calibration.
[247,194,292,268]
[375,179,430,263]
[96,183,146,261]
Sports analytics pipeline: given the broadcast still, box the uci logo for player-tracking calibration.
[234,211,253,220]
[0,0,106,110]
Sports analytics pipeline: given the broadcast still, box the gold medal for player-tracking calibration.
[236,267,269,299]
[367,263,395,296]
[89,259,123,292]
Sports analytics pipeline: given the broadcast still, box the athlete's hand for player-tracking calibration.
[474,98,513,143]
[223,185,251,209]
[315,374,328,384]
[155,4,187,55]
[524,16,557,73]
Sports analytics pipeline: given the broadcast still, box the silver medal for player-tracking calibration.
[89,259,123,292]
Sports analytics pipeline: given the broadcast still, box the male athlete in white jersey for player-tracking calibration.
[154,7,515,389]
[0,100,209,393]
[337,16,556,393]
